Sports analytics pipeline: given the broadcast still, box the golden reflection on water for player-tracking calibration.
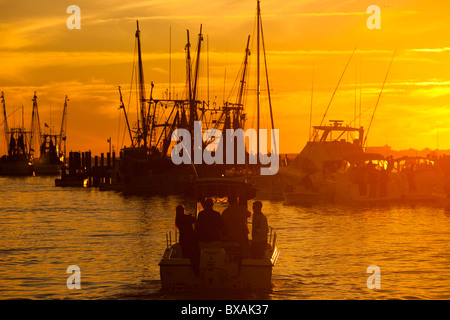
[1,176,450,299]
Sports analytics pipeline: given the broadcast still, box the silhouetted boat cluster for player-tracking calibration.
[2,0,449,212]
[277,121,448,205]
[0,92,67,177]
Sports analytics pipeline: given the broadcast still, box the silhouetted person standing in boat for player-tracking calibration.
[195,198,223,243]
[250,201,269,259]
[175,204,199,276]
[222,193,251,258]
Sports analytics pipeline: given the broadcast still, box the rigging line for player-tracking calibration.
[222,42,229,104]
[354,56,357,126]
[364,49,397,148]
[319,47,357,127]
[259,9,277,158]
[207,34,210,104]
[347,102,373,128]
[260,14,274,131]
[116,109,121,152]
[309,63,314,141]
[169,26,172,100]
[121,39,138,149]
[359,54,362,128]
[226,57,246,103]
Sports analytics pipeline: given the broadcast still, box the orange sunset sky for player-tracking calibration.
[1,0,450,157]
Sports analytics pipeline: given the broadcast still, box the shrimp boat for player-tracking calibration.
[0,92,33,176]
[33,95,68,176]
[159,177,279,290]
[117,20,248,195]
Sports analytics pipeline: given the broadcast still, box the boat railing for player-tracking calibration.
[165,229,179,248]
[268,226,277,251]
[165,225,277,252]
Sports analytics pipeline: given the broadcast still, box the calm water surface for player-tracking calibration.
[1,176,450,300]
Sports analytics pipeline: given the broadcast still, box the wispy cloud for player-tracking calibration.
[291,11,367,17]
[411,47,450,53]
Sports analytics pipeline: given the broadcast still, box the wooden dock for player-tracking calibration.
[55,151,123,190]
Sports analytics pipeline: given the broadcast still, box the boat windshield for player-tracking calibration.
[395,158,436,173]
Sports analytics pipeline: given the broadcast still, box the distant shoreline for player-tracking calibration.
[282,146,450,160]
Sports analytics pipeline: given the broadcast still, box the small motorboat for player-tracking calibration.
[159,177,279,290]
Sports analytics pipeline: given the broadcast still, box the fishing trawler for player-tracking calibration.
[33,95,68,176]
[159,177,279,290]
[33,133,62,175]
[0,128,34,176]
[0,92,33,176]
[117,21,248,195]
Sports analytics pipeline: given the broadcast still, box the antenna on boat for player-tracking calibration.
[359,55,362,128]
[309,63,314,141]
[437,126,439,151]
[319,47,356,127]
[169,26,172,100]
[363,49,396,148]
[207,34,210,106]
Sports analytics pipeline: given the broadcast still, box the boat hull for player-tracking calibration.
[283,191,333,205]
[55,176,88,187]
[34,163,61,176]
[0,159,33,176]
[159,243,278,290]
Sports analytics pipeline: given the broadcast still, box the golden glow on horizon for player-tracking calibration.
[1,0,450,156]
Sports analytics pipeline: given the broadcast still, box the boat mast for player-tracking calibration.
[192,24,203,104]
[237,35,251,115]
[259,9,276,156]
[309,65,314,140]
[186,30,194,131]
[255,0,276,159]
[136,20,147,148]
[59,95,68,162]
[256,0,261,159]
[30,91,42,158]
[1,92,10,151]
[169,26,172,100]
